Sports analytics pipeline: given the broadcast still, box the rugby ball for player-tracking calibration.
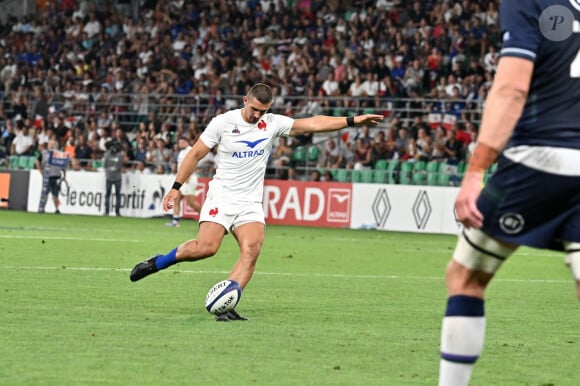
[205,280,242,315]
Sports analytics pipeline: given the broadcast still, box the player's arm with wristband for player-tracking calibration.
[164,140,211,211]
[289,114,384,136]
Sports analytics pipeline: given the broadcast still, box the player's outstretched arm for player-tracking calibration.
[289,114,384,136]
[163,140,210,211]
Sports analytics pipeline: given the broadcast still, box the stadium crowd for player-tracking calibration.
[0,0,501,180]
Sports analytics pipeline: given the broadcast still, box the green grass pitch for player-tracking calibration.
[0,211,579,385]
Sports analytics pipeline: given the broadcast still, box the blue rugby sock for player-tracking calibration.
[439,295,485,386]
[155,248,178,270]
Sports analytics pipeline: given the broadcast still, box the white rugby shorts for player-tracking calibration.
[199,195,265,233]
[180,174,199,196]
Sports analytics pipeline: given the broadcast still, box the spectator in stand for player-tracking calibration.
[0,0,505,181]
[98,127,112,154]
[271,136,293,169]
[36,120,52,147]
[134,160,152,175]
[295,88,324,118]
[371,131,391,164]
[402,59,425,93]
[321,72,340,99]
[353,138,373,171]
[348,74,366,97]
[2,119,16,156]
[416,127,432,162]
[395,127,410,156]
[321,170,334,182]
[442,128,463,162]
[483,44,499,74]
[390,57,407,86]
[74,133,92,169]
[310,169,321,182]
[11,121,35,156]
[134,136,148,164]
[402,136,418,161]
[431,127,446,161]
[148,137,172,172]
[318,138,344,169]
[154,164,166,175]
[354,124,373,146]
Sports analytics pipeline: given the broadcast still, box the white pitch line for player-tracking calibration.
[0,265,572,283]
[0,235,143,242]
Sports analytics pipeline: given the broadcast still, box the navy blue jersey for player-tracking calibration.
[500,0,580,149]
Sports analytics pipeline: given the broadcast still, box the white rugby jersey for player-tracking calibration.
[177,144,196,184]
[200,109,294,202]
[177,145,192,168]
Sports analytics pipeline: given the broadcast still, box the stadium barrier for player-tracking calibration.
[0,169,30,210]
[19,170,460,235]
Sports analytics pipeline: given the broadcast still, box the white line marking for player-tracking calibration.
[0,235,143,242]
[0,265,571,283]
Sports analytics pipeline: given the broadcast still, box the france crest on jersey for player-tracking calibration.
[200,109,294,202]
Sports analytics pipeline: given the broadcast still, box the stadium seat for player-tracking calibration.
[17,156,35,169]
[351,170,361,182]
[426,160,439,173]
[399,161,413,185]
[332,107,345,116]
[386,159,399,184]
[361,170,374,183]
[427,172,439,186]
[413,160,426,173]
[373,170,387,184]
[412,172,426,185]
[8,156,19,170]
[92,159,104,169]
[457,161,467,174]
[26,156,37,169]
[291,146,306,164]
[437,173,451,186]
[307,145,319,164]
[335,169,349,182]
[374,159,388,170]
[425,161,440,187]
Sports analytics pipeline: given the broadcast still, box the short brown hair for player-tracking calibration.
[247,83,273,104]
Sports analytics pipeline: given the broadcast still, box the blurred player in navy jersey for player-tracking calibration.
[129,83,383,321]
[438,1,580,385]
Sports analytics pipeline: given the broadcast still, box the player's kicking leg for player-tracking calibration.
[211,221,265,321]
[438,227,517,386]
[130,222,226,281]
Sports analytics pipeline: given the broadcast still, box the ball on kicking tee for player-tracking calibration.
[205,280,242,315]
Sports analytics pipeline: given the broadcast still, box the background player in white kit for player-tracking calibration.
[130,83,383,321]
[165,136,201,228]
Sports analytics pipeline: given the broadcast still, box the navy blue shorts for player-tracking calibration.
[478,156,580,251]
[48,176,60,197]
